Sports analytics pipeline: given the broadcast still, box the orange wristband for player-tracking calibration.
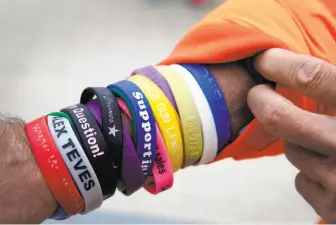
[25,116,84,215]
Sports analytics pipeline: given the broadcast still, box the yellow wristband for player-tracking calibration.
[128,75,184,171]
[156,65,203,167]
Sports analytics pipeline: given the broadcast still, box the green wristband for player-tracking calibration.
[48,112,72,122]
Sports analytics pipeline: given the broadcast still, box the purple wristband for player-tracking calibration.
[86,100,143,195]
[86,100,103,124]
[120,124,144,195]
[131,66,178,111]
[107,80,157,177]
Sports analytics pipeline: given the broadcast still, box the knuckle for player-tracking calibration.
[260,104,284,133]
[324,176,336,191]
[290,58,332,92]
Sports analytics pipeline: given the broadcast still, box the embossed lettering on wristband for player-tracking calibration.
[25,116,84,215]
[128,75,184,171]
[172,64,218,164]
[157,65,203,167]
[48,115,103,214]
[181,64,231,153]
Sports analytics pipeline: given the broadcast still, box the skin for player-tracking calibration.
[247,48,336,223]
[0,61,256,223]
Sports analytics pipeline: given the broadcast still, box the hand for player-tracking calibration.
[246,48,336,223]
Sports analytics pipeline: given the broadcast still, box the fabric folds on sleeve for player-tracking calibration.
[159,0,336,162]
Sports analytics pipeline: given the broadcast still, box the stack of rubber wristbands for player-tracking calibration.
[24,64,231,220]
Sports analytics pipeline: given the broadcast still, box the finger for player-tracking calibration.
[247,85,336,156]
[295,172,326,216]
[254,48,336,104]
[284,142,329,187]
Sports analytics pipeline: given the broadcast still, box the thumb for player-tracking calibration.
[253,48,336,104]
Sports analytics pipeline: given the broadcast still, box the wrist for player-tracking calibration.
[126,63,256,144]
[0,118,57,223]
[209,62,256,140]
[127,63,256,145]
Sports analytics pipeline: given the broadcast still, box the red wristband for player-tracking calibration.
[25,116,84,215]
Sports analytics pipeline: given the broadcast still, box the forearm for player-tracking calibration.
[0,116,57,223]
[2,0,334,222]
[0,62,255,223]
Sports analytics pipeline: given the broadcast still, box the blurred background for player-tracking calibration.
[0,0,318,223]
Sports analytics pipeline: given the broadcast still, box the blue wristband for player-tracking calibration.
[49,205,71,220]
[107,80,157,177]
[180,64,231,152]
[239,126,247,136]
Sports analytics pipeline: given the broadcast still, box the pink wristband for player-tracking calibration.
[117,98,174,194]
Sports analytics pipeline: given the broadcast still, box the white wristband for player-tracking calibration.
[171,64,218,164]
[48,115,103,214]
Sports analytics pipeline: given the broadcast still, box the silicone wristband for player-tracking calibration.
[239,126,247,135]
[131,65,178,111]
[120,124,144,195]
[47,115,103,214]
[87,100,143,196]
[117,98,174,194]
[86,100,103,125]
[48,112,81,148]
[49,111,72,122]
[47,112,79,219]
[171,64,218,164]
[181,64,230,152]
[61,104,117,198]
[128,75,183,171]
[49,205,71,220]
[242,57,276,86]
[156,65,203,166]
[80,87,123,174]
[25,116,84,215]
[107,80,157,177]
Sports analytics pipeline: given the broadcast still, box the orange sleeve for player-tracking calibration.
[159,0,336,162]
[321,0,336,17]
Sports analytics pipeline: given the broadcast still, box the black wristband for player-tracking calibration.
[80,87,123,175]
[61,104,117,198]
[242,53,276,86]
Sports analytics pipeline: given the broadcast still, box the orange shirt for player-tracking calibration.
[160,0,336,163]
